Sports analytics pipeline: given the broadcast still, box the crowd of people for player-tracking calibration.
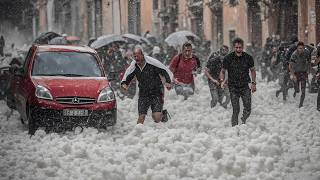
[256,35,320,109]
[1,31,319,127]
[109,34,319,126]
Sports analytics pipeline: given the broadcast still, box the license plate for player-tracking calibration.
[63,109,88,116]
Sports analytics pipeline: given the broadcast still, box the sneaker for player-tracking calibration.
[299,103,303,108]
[210,100,214,108]
[276,90,280,97]
[241,118,246,124]
[161,109,170,122]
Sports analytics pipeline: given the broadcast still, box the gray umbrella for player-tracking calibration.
[90,34,127,49]
[165,30,200,47]
[122,33,151,45]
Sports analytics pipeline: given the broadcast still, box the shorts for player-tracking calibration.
[138,95,163,115]
[294,72,308,81]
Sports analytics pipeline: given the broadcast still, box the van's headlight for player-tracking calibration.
[97,87,115,103]
[35,85,53,100]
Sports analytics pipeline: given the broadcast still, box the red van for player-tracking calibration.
[8,45,117,134]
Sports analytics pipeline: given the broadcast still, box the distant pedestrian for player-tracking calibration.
[289,41,311,108]
[0,35,5,57]
[220,38,257,126]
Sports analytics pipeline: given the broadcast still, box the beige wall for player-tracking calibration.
[140,0,153,35]
[102,0,114,35]
[223,1,248,47]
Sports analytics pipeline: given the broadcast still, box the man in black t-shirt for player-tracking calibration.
[205,45,230,108]
[220,38,257,126]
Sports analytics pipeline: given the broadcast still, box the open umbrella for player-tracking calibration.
[122,33,151,45]
[48,36,67,45]
[33,32,61,44]
[165,30,200,47]
[90,34,127,49]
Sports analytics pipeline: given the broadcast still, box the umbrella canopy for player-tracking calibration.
[33,32,61,44]
[48,36,67,45]
[165,30,200,47]
[90,34,127,49]
[122,33,151,45]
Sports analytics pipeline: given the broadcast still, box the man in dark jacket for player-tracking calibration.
[205,45,230,108]
[220,38,257,126]
[121,47,172,124]
[289,41,311,108]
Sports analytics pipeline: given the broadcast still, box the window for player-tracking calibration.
[153,0,158,10]
[32,52,103,77]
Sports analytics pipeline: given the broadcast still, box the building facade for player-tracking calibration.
[34,0,319,46]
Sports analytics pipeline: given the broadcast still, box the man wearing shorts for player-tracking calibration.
[121,47,172,124]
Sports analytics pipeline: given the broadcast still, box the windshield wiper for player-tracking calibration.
[33,73,85,77]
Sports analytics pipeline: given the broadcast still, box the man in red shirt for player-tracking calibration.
[169,42,201,99]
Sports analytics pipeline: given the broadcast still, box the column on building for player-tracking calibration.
[38,0,48,33]
[247,0,262,48]
[298,0,308,43]
[223,0,248,48]
[206,0,223,50]
[79,0,89,41]
[140,0,153,36]
[298,0,319,44]
[101,0,113,35]
[188,0,204,39]
[128,0,141,35]
[177,0,190,31]
[152,0,160,37]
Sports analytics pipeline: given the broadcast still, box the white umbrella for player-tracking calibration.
[165,30,200,47]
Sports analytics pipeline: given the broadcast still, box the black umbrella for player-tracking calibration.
[33,32,62,45]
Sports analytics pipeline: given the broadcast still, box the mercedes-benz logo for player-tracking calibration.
[72,97,80,104]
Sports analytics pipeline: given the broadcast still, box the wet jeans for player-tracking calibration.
[229,86,251,126]
[277,72,290,100]
[208,81,230,108]
[294,72,307,107]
